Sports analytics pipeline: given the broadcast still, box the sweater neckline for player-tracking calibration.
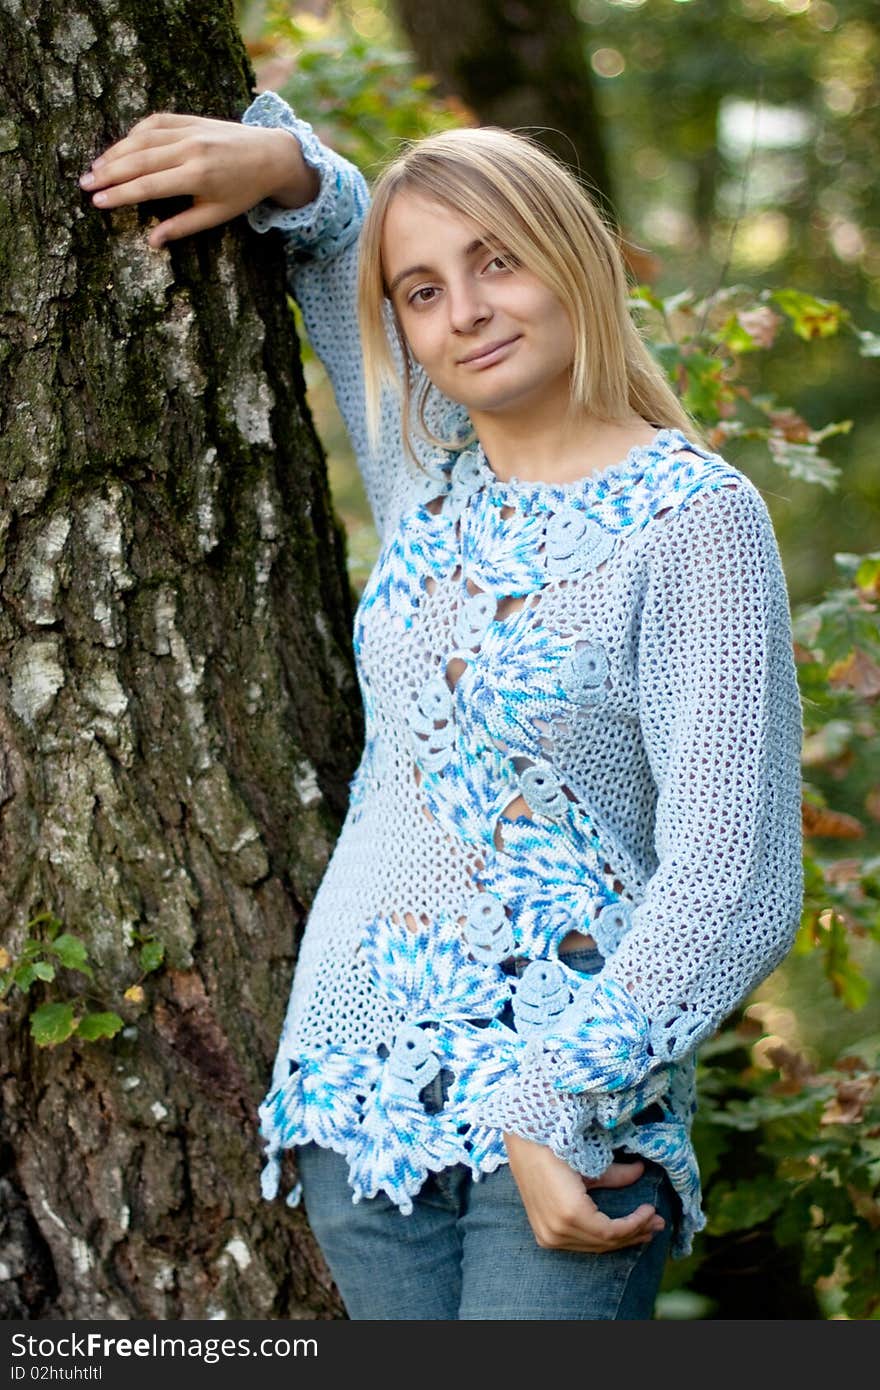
[465,426,692,502]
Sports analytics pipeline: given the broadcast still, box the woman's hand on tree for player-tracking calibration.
[78,112,319,249]
[503,1129,665,1253]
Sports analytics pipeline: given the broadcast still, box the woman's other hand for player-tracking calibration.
[78,112,319,249]
[503,1130,665,1253]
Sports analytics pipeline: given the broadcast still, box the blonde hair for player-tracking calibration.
[357,124,703,469]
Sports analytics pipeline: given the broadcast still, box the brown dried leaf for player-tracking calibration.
[828,648,880,699]
[835,1054,869,1073]
[803,801,865,839]
[768,407,812,442]
[764,1042,817,1091]
[820,1075,877,1125]
[824,858,864,886]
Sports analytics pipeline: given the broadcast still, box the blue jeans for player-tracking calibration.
[295,946,678,1320]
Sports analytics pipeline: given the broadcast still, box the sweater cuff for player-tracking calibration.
[240,90,365,257]
[475,1054,614,1176]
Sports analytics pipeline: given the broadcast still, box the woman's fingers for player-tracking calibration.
[80,143,189,204]
[583,1158,645,1191]
[86,128,188,179]
[87,115,195,170]
[505,1129,667,1254]
[146,202,230,248]
[589,1201,662,1246]
[560,1183,667,1253]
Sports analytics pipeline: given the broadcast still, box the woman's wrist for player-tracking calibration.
[259,126,321,210]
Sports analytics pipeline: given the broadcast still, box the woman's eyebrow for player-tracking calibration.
[387,237,492,296]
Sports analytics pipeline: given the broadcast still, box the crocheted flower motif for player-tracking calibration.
[358,909,509,1022]
[407,676,455,772]
[385,1024,442,1099]
[541,975,653,1093]
[463,892,515,964]
[517,761,570,819]
[621,1119,704,1239]
[649,1002,713,1062]
[475,813,608,958]
[443,448,487,520]
[348,1067,470,1210]
[258,1046,378,1168]
[436,401,475,447]
[543,508,615,578]
[512,959,571,1038]
[413,733,517,853]
[354,507,459,634]
[454,590,497,650]
[558,642,610,705]
[458,616,605,763]
[458,491,549,599]
[348,1018,520,1209]
[590,900,633,957]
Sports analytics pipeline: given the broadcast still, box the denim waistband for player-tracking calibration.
[555,945,603,973]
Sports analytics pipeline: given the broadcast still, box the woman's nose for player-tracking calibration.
[447,281,492,334]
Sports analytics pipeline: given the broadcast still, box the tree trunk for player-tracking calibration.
[0,0,352,1319]
[393,0,616,218]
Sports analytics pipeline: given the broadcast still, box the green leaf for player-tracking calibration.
[855,556,880,591]
[712,314,761,354]
[26,911,64,938]
[50,933,93,978]
[629,284,665,313]
[679,351,730,423]
[30,1001,78,1047]
[769,289,848,341]
[766,436,842,489]
[13,963,37,991]
[31,961,55,982]
[76,1011,124,1041]
[708,1175,787,1234]
[139,939,164,973]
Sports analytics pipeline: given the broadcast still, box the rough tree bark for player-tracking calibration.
[393,0,616,216]
[0,0,353,1319]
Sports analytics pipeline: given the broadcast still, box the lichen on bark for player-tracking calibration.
[0,0,353,1319]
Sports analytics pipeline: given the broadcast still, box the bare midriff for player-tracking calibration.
[559,929,598,954]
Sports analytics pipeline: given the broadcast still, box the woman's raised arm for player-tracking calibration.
[79,93,430,540]
[79,109,318,248]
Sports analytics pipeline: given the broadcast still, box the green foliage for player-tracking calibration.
[628,276,880,1318]
[258,1,470,170]
[628,281,872,487]
[692,1030,880,1319]
[0,910,165,1048]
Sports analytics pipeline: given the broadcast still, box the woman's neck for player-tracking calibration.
[469,406,660,485]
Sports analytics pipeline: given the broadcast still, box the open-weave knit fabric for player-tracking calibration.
[242,91,804,1258]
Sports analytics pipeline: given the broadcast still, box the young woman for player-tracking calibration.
[79,89,804,1321]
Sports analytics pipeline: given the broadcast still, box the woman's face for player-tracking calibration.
[381,191,576,421]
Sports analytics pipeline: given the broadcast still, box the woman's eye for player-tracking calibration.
[408,286,437,307]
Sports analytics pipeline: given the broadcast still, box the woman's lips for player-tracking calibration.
[458,335,522,368]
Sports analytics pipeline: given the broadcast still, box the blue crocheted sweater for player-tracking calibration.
[241,91,805,1259]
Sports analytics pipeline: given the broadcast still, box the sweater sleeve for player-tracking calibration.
[474,478,804,1165]
[240,90,424,541]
